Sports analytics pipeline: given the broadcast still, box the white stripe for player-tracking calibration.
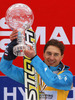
[0,53,3,57]
[0,31,12,36]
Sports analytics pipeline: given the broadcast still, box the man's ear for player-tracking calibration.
[61,54,64,60]
[43,52,45,58]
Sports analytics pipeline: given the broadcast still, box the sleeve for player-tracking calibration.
[0,55,24,84]
[31,56,73,91]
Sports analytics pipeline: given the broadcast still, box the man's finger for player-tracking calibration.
[10,30,18,41]
[27,45,34,50]
[10,36,17,41]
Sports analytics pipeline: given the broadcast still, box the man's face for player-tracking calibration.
[43,45,64,67]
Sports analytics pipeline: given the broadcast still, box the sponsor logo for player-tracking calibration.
[0,17,75,58]
[24,30,39,100]
[0,76,75,100]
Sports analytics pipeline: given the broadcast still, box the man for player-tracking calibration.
[0,30,73,100]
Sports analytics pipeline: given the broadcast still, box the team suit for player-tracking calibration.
[0,54,73,100]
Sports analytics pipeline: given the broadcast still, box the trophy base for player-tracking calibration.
[13,44,29,56]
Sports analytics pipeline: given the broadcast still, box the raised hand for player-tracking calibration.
[10,29,18,41]
[24,45,36,59]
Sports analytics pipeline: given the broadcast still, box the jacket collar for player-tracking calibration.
[49,62,70,71]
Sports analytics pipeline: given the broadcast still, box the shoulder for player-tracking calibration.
[64,65,73,77]
[59,70,73,83]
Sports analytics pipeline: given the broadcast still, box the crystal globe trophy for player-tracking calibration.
[5,3,34,56]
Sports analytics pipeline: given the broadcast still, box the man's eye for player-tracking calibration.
[54,53,59,56]
[47,52,52,55]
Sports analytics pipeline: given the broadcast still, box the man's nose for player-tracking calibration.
[49,54,55,60]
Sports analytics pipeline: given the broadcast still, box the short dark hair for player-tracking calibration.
[44,39,65,55]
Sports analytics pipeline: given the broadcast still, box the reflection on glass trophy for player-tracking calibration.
[5,3,34,56]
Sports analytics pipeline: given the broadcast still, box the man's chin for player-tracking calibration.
[48,63,55,67]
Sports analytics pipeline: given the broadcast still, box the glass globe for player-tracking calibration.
[5,3,34,30]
